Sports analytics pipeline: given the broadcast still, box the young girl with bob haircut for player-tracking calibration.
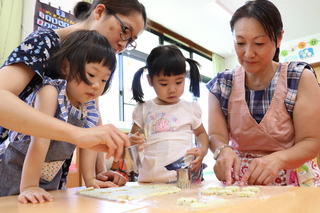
[0,30,122,203]
[129,45,209,183]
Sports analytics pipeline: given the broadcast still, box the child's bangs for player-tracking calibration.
[85,43,117,72]
[154,55,186,77]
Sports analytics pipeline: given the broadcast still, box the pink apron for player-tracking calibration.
[228,63,320,186]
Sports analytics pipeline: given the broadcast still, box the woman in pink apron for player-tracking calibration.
[206,0,320,187]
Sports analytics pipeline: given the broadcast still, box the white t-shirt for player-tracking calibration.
[132,99,202,182]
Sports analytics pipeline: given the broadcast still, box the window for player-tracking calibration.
[99,59,120,124]
[135,30,160,54]
[193,53,215,79]
[164,40,191,59]
[122,54,154,122]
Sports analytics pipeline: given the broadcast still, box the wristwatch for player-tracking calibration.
[213,145,233,160]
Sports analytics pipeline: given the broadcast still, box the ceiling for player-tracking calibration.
[139,0,320,58]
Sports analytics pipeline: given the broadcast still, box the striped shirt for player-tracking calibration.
[8,77,99,143]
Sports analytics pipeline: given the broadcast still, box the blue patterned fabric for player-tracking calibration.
[0,28,60,143]
[8,76,99,143]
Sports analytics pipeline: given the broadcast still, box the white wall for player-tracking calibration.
[224,54,238,70]
[0,1,24,65]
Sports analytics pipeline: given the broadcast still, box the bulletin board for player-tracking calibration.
[33,0,76,31]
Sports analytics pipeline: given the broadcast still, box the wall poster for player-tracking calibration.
[280,38,320,62]
[34,0,76,31]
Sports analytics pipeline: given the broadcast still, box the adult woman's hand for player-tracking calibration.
[75,123,131,162]
[214,148,241,185]
[239,154,282,186]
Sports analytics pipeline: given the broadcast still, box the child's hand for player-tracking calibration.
[187,148,205,172]
[96,171,127,186]
[86,178,118,189]
[128,132,145,151]
[18,187,53,204]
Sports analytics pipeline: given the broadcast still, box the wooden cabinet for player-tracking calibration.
[311,62,320,77]
[66,147,83,188]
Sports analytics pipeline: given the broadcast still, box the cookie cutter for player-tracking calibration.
[123,144,142,173]
[176,168,191,189]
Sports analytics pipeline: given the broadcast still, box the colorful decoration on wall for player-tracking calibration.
[310,38,319,46]
[280,38,319,62]
[34,0,76,31]
[299,48,314,59]
[297,41,307,49]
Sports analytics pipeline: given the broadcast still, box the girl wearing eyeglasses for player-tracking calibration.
[0,0,147,193]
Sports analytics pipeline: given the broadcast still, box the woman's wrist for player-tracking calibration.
[213,145,234,160]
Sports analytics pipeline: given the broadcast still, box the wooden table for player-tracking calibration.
[1,185,320,213]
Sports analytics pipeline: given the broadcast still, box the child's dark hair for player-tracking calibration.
[131,45,201,103]
[48,30,116,95]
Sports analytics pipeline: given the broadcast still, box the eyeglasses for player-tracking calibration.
[107,8,137,51]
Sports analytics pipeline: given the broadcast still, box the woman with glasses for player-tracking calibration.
[0,0,147,193]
